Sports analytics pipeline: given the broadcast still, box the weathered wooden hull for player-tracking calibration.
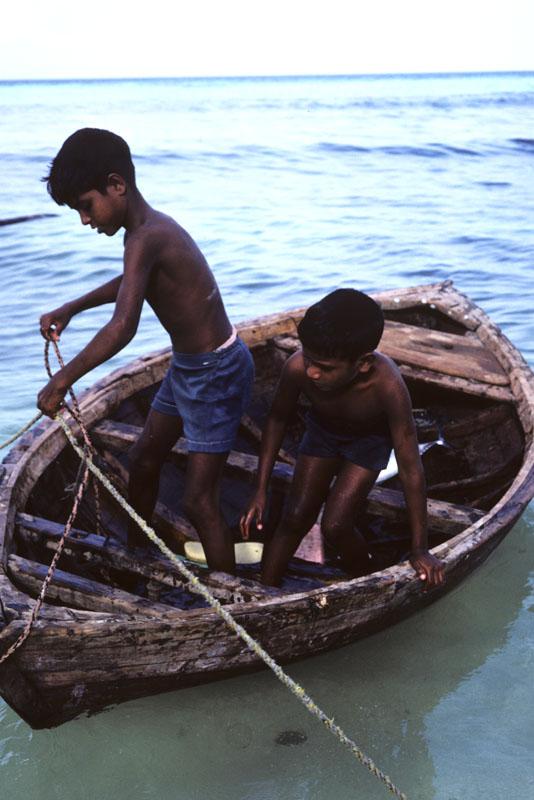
[1,281,533,728]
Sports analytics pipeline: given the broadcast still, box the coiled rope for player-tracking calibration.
[0,342,409,800]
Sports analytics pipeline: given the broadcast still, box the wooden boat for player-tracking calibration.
[1,280,533,729]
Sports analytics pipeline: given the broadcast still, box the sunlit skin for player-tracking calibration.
[37,171,238,571]
[240,347,445,588]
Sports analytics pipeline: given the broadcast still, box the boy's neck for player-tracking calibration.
[123,189,152,233]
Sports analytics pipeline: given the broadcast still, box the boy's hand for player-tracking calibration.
[409,549,445,588]
[37,375,68,418]
[240,489,267,540]
[40,305,72,341]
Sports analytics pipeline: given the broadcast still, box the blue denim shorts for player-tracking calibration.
[151,336,254,453]
[299,412,392,472]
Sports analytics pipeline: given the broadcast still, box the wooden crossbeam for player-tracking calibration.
[7,554,184,619]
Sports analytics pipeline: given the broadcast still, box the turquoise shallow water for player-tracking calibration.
[0,73,533,798]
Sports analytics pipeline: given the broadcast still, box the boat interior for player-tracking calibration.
[7,303,525,617]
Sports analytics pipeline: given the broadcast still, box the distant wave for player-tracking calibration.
[138,144,292,164]
[477,181,511,188]
[318,142,370,154]
[317,142,481,158]
[510,138,534,150]
[286,92,534,113]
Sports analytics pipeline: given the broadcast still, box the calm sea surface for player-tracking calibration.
[0,73,533,799]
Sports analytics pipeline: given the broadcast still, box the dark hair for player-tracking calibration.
[297,288,384,360]
[43,128,136,206]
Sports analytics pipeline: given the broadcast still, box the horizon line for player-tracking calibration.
[1,68,533,84]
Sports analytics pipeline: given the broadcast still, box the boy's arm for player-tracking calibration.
[40,276,123,341]
[384,370,445,588]
[240,354,302,539]
[37,237,153,417]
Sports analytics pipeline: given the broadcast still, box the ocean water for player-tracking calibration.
[0,72,533,799]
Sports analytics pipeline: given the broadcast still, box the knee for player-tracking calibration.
[128,443,163,476]
[321,517,348,546]
[182,489,217,524]
[280,506,317,537]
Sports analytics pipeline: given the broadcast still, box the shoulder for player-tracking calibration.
[283,350,306,379]
[373,352,411,406]
[277,350,306,390]
[373,351,404,385]
[125,211,178,248]
[123,211,193,264]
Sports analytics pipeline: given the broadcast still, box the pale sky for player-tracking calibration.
[1,0,533,81]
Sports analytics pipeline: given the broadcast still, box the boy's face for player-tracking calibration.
[302,348,371,392]
[71,175,127,236]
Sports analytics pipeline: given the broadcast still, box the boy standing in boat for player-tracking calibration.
[37,128,254,573]
[241,288,444,588]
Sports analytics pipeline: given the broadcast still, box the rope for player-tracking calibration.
[0,453,91,665]
[0,412,43,450]
[0,341,100,662]
[44,341,102,537]
[0,340,408,799]
[57,415,408,800]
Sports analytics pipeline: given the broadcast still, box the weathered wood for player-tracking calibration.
[7,555,186,619]
[380,321,509,385]
[398,364,514,402]
[366,487,484,533]
[15,513,275,603]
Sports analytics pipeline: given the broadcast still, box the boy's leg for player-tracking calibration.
[321,461,378,577]
[182,451,234,574]
[127,408,184,548]
[261,454,340,587]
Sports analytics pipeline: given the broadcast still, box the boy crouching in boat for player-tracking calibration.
[241,288,444,588]
[37,128,254,573]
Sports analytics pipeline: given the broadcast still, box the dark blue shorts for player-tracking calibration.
[151,336,254,453]
[299,413,392,472]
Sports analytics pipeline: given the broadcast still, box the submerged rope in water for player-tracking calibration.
[57,414,408,800]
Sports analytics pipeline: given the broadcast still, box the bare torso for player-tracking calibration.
[125,208,232,353]
[290,350,399,427]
